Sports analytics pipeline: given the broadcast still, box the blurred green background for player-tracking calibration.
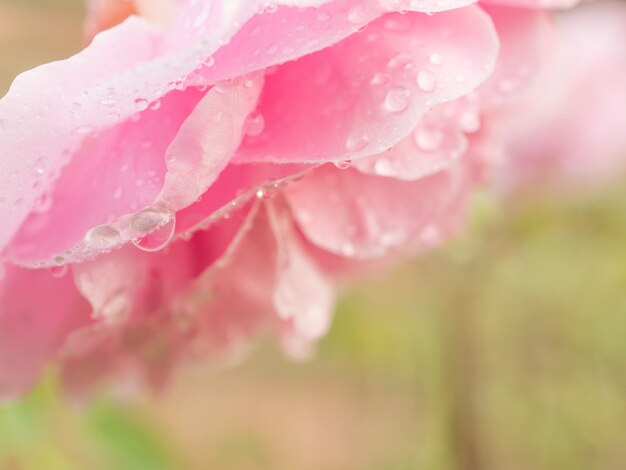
[1,1,625,469]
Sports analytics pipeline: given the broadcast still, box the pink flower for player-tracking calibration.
[0,0,624,398]
[495,1,626,192]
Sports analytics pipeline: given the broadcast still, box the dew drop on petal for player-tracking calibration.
[132,215,176,252]
[374,157,394,176]
[86,225,122,250]
[459,110,480,133]
[370,72,389,86]
[416,70,437,93]
[415,127,444,151]
[244,112,265,137]
[345,133,369,152]
[134,98,149,111]
[33,193,52,213]
[51,265,68,278]
[384,87,411,113]
[334,160,352,170]
[348,5,368,24]
[429,53,444,66]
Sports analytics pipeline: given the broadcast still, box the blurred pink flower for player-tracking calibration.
[494,1,626,191]
[0,0,624,398]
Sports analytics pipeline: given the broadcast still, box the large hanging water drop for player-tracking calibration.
[132,215,176,252]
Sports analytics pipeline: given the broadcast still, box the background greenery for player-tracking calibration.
[1,1,625,468]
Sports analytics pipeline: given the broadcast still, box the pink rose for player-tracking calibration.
[0,0,624,398]
[494,1,626,192]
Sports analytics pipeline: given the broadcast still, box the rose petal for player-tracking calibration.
[269,202,335,343]
[285,161,470,259]
[481,0,578,10]
[477,5,555,106]
[234,7,498,165]
[353,99,474,180]
[0,18,159,253]
[8,78,262,266]
[0,266,91,399]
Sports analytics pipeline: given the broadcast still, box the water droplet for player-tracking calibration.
[255,184,280,200]
[370,72,389,86]
[134,98,149,111]
[51,265,68,278]
[414,127,444,151]
[429,53,444,66]
[384,87,411,113]
[374,157,394,176]
[33,193,52,213]
[244,112,265,137]
[387,53,412,70]
[459,111,480,133]
[86,225,121,250]
[129,207,171,234]
[416,70,437,93]
[334,160,352,170]
[345,133,369,152]
[348,5,368,24]
[132,215,176,252]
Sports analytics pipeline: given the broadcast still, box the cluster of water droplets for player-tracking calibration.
[74,205,177,263]
[339,36,451,163]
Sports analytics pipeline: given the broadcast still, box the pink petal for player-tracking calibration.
[184,0,474,87]
[62,198,335,391]
[353,99,474,180]
[61,205,256,394]
[285,161,470,260]
[8,78,262,267]
[481,0,578,9]
[269,203,335,345]
[173,162,310,237]
[477,5,555,106]
[0,266,91,399]
[0,18,160,254]
[234,7,498,165]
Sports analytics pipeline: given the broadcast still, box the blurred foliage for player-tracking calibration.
[1,0,626,468]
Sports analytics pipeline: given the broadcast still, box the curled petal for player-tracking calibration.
[8,78,262,266]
